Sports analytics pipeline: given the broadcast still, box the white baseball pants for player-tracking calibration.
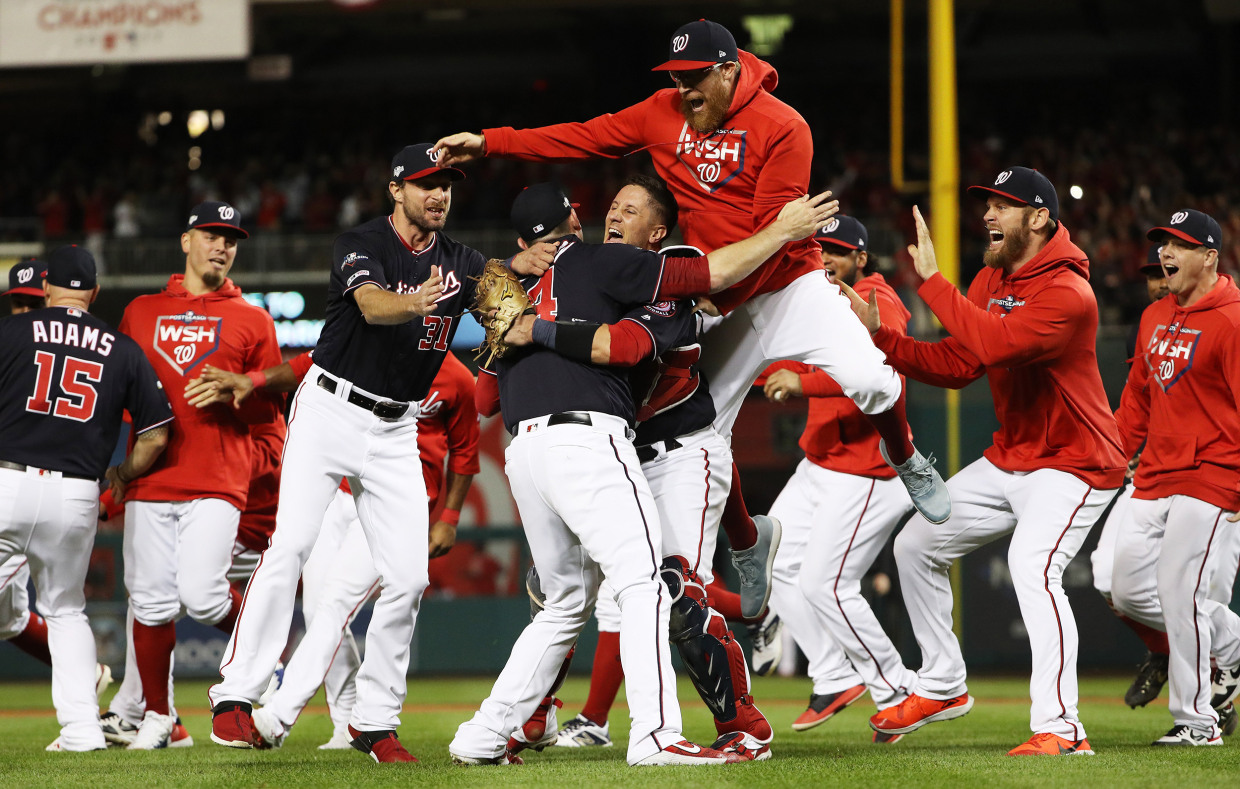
[451,412,682,765]
[895,457,1116,740]
[1089,486,1133,598]
[124,498,240,626]
[772,459,916,707]
[265,490,378,737]
[0,554,31,638]
[1111,494,1240,733]
[699,271,902,440]
[212,365,429,731]
[0,467,105,750]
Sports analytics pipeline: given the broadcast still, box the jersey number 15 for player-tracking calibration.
[26,350,103,423]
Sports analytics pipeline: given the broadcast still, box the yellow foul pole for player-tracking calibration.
[890,0,906,192]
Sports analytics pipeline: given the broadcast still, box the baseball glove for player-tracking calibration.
[473,258,532,365]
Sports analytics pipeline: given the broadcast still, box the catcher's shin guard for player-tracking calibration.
[661,557,736,722]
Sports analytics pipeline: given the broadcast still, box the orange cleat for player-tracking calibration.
[792,685,868,732]
[872,730,904,744]
[869,692,973,735]
[1008,732,1094,756]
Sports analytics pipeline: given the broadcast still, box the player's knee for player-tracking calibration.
[843,366,902,415]
[131,598,178,626]
[0,610,29,639]
[893,523,931,569]
[184,588,233,625]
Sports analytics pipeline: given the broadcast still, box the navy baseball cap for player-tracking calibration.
[815,215,868,251]
[46,245,97,291]
[1139,244,1164,275]
[3,257,46,298]
[391,143,465,183]
[967,167,1060,223]
[1147,209,1222,251]
[511,183,574,244]
[187,201,248,239]
[652,19,738,71]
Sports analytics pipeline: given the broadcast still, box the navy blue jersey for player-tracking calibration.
[494,236,667,432]
[630,303,716,446]
[312,216,487,402]
[0,307,173,479]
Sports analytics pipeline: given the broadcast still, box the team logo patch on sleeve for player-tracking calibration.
[644,300,678,318]
[153,311,223,375]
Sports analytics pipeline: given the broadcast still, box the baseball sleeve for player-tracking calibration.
[122,338,174,434]
[483,96,653,161]
[234,310,284,426]
[332,233,387,298]
[442,358,481,476]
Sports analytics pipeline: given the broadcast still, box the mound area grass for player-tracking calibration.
[1,674,1236,787]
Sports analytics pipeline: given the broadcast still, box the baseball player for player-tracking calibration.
[447,181,835,766]
[846,168,1125,755]
[759,215,917,742]
[207,145,553,763]
[494,176,775,760]
[1110,209,1240,746]
[186,349,479,749]
[433,20,951,572]
[0,246,172,751]
[1090,245,1173,710]
[118,202,283,749]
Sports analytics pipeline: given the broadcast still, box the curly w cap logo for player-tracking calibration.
[393,165,404,178]
[825,218,840,233]
[17,267,32,284]
[217,205,235,220]
[1171,211,1189,224]
[672,34,689,52]
[995,170,1013,185]
[153,311,223,375]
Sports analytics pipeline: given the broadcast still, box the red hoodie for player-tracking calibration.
[1114,275,1240,511]
[873,224,1125,489]
[119,275,282,509]
[758,273,911,479]
[483,50,818,315]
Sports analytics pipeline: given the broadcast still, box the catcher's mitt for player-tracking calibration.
[473,258,532,365]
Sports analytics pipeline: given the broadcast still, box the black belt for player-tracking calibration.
[317,375,409,421]
[0,459,96,482]
[636,438,683,464]
[511,411,593,437]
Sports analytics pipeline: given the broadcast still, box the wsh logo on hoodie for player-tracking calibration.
[1145,322,1201,390]
[153,311,223,375]
[676,124,747,192]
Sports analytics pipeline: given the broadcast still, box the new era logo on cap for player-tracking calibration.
[1147,208,1222,251]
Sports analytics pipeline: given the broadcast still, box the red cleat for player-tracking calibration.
[210,701,256,749]
[869,692,974,735]
[792,684,868,731]
[349,725,418,763]
[1008,732,1094,756]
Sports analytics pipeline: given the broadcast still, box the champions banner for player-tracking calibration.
[0,0,248,67]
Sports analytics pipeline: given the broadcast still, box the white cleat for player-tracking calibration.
[127,711,175,750]
[99,710,139,746]
[553,714,611,747]
[95,664,113,698]
[318,729,354,750]
[633,739,733,766]
[1151,724,1222,746]
[251,708,288,749]
[746,608,784,678]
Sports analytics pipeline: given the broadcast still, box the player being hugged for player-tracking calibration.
[0,246,172,751]
[208,145,550,763]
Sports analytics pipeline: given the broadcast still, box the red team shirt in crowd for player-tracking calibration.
[872,224,1126,489]
[483,49,817,315]
[757,273,911,479]
[119,274,283,508]
[1114,274,1240,511]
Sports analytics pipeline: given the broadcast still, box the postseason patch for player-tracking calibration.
[153,311,223,375]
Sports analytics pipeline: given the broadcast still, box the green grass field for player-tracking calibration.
[1,674,1236,787]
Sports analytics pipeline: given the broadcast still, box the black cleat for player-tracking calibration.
[1125,651,1168,708]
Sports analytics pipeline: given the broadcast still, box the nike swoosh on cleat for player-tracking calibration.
[675,744,701,754]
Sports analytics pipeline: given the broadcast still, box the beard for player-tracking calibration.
[982,219,1033,269]
[201,268,225,290]
[404,200,448,234]
[680,80,730,134]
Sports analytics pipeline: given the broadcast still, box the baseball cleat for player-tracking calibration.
[45,737,106,752]
[99,710,139,746]
[210,701,256,749]
[349,725,417,763]
[95,663,113,698]
[880,440,951,525]
[711,731,771,761]
[258,661,285,707]
[1124,651,1169,708]
[1211,663,1240,710]
[869,692,974,735]
[872,730,904,744]
[449,750,524,766]
[792,685,868,731]
[1008,733,1094,756]
[251,708,287,749]
[746,609,784,678]
[554,714,612,747]
[507,696,562,755]
[1219,703,1238,737]
[319,729,354,750]
[1151,724,1222,746]
[633,739,735,766]
[731,514,782,619]
[170,717,194,748]
[127,710,175,750]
